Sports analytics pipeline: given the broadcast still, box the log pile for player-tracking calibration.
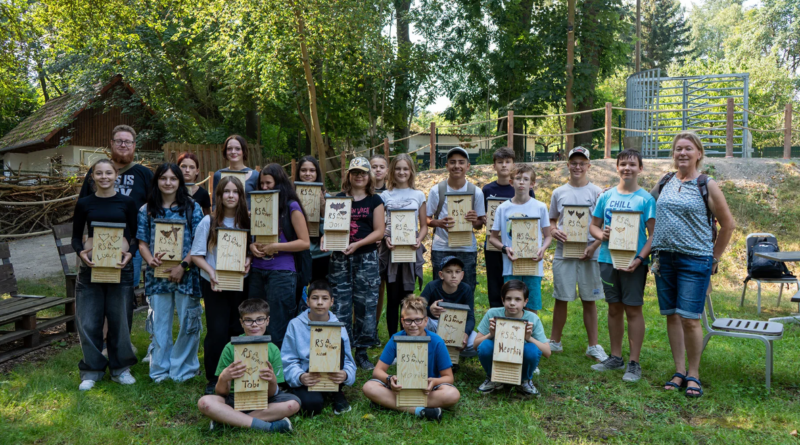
[0,172,82,236]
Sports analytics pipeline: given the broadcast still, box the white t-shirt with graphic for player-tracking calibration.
[380,188,427,233]
[491,198,550,276]
[427,182,486,253]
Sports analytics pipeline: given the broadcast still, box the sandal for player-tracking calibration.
[685,376,703,398]
[664,372,687,390]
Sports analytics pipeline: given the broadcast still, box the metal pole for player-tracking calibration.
[507,110,514,155]
[635,0,641,73]
[726,98,734,158]
[605,102,612,159]
[566,0,575,151]
[429,122,436,169]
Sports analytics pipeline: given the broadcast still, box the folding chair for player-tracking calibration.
[739,232,799,313]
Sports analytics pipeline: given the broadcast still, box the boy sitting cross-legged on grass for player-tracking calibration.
[281,280,356,416]
[423,256,477,360]
[475,280,551,396]
[362,296,461,421]
[197,299,300,433]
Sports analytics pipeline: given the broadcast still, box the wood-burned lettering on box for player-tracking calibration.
[446,193,473,232]
[231,335,271,411]
[608,211,640,252]
[491,317,526,385]
[562,205,590,242]
[250,191,279,243]
[510,217,539,259]
[295,182,323,223]
[437,302,470,365]
[215,228,248,291]
[390,209,417,246]
[90,222,125,283]
[309,322,345,392]
[395,336,430,407]
[485,198,509,251]
[153,219,185,278]
[323,197,353,232]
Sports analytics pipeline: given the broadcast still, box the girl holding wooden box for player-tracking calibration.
[137,163,205,383]
[72,159,138,391]
[294,156,331,284]
[378,153,428,336]
[191,176,253,395]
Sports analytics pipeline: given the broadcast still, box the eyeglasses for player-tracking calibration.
[112,139,135,147]
[402,317,425,326]
[569,162,589,169]
[242,317,268,326]
[350,170,369,177]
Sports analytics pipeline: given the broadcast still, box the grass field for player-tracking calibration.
[3,162,800,443]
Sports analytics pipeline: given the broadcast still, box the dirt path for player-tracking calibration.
[6,234,75,280]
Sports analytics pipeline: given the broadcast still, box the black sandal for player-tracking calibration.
[664,372,687,390]
[685,376,703,398]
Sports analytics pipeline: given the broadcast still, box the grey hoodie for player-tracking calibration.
[280,309,357,388]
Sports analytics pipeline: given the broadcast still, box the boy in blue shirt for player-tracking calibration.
[589,149,656,383]
[362,296,460,421]
[197,299,300,433]
[475,280,551,396]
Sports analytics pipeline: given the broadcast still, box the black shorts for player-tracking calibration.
[600,262,647,306]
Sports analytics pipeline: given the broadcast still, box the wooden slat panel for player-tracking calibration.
[0,243,9,260]
[0,296,59,313]
[0,332,70,364]
[0,298,73,325]
[52,223,73,240]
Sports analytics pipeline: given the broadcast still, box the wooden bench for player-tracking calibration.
[52,223,78,300]
[0,242,76,364]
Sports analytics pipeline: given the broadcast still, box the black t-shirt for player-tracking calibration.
[79,163,153,211]
[422,279,475,334]
[192,186,211,213]
[335,192,383,255]
[71,193,139,254]
[481,180,534,210]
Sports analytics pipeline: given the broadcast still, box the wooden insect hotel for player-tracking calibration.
[485,197,509,252]
[607,210,641,269]
[436,302,470,364]
[250,190,279,244]
[308,321,346,392]
[561,205,591,258]
[232,335,272,411]
[491,317,527,386]
[215,228,248,291]
[395,335,430,407]
[323,197,353,252]
[446,192,473,247]
[218,168,249,185]
[509,217,540,276]
[153,218,185,279]
[295,182,323,237]
[90,222,125,283]
[390,209,417,263]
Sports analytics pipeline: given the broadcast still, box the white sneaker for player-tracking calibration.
[79,380,96,391]
[533,367,540,375]
[549,340,563,353]
[585,344,609,362]
[477,379,505,393]
[112,370,136,385]
[142,354,151,363]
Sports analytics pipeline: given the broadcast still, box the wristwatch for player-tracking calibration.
[180,261,191,271]
[386,374,394,387]
[501,246,508,255]
[634,255,644,263]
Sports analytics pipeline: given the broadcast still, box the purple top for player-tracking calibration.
[252,201,303,272]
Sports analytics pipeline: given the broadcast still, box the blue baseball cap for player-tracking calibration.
[440,256,465,270]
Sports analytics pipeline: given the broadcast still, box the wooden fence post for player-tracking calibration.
[290,159,297,184]
[507,110,514,152]
[604,102,612,159]
[430,122,436,170]
[785,103,793,160]
[384,138,390,159]
[208,172,214,207]
[726,98,734,158]
[341,151,346,183]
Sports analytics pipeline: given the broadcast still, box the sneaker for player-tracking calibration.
[591,355,625,372]
[533,367,540,375]
[112,370,136,385]
[355,352,375,370]
[79,380,96,391]
[268,417,293,433]
[101,348,108,358]
[477,379,505,393]
[517,380,540,396]
[421,407,443,421]
[549,340,563,353]
[142,354,151,363]
[332,392,351,415]
[209,420,216,431]
[622,361,642,382]
[205,382,217,395]
[585,345,609,363]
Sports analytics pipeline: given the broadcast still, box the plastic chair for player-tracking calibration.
[739,232,799,313]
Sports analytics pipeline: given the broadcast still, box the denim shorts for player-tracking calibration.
[653,250,713,319]
[504,275,543,311]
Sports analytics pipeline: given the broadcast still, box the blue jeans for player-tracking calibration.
[431,250,477,298]
[504,275,543,311]
[149,292,203,382]
[477,339,542,381]
[248,268,297,349]
[654,251,713,320]
[132,250,142,288]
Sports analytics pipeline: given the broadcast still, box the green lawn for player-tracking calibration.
[1,266,799,444]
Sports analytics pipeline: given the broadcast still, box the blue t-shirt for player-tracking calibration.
[592,187,656,265]
[378,329,452,378]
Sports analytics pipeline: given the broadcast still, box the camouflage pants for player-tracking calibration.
[329,250,380,350]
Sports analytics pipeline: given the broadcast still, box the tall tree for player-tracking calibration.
[641,0,691,71]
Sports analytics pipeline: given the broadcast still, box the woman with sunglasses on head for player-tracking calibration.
[212,135,260,208]
[178,152,211,215]
[322,157,385,370]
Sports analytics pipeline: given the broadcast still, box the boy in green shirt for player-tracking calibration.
[197,299,300,432]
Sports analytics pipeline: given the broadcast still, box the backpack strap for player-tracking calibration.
[434,180,476,219]
[651,172,676,201]
[696,174,713,228]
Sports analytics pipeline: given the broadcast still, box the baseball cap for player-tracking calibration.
[568,147,590,160]
[348,156,371,172]
[446,147,470,160]
[439,255,465,270]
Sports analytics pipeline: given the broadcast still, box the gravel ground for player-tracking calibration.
[5,234,77,280]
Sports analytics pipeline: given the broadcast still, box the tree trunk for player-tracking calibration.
[37,62,49,102]
[574,0,602,148]
[245,110,259,140]
[393,0,412,147]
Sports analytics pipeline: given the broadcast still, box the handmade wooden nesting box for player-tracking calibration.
[308,321,345,392]
[509,217,540,276]
[608,210,641,269]
[491,317,527,385]
[390,209,417,263]
[436,302,470,365]
[153,219,185,279]
[322,197,353,252]
[215,228,248,291]
[250,190,279,244]
[295,182,323,237]
[232,335,272,411]
[395,336,430,407]
[485,197,509,252]
[562,205,591,259]
[446,192,473,247]
[219,168,249,185]
[90,222,125,283]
